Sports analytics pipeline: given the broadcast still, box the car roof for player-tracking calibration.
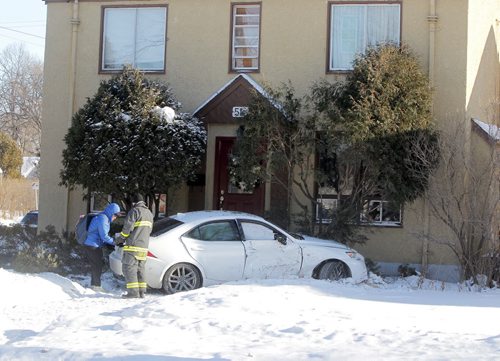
[170,210,265,224]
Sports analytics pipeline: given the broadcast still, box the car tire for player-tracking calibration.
[317,260,351,281]
[162,263,202,294]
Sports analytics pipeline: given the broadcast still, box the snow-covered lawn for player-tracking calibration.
[1,268,499,361]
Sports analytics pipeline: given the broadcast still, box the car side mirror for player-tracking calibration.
[274,233,287,245]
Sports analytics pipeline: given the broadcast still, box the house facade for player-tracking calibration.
[40,0,500,279]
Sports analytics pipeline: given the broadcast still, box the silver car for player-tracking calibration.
[109,210,368,294]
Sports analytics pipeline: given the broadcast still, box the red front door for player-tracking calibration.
[213,137,265,215]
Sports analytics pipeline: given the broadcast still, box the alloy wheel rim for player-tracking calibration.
[167,265,197,292]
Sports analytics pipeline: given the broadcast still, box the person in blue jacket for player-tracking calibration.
[83,202,121,291]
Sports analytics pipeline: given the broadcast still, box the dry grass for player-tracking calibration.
[0,178,38,219]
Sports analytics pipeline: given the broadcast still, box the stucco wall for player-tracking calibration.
[40,0,499,270]
[39,3,74,233]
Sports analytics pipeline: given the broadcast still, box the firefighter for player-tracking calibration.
[116,193,154,298]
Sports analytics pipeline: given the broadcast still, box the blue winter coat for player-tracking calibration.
[83,203,120,248]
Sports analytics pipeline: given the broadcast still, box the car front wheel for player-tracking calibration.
[162,263,202,294]
[317,260,351,281]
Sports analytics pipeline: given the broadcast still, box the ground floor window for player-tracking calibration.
[90,192,112,212]
[316,195,402,227]
[360,199,401,225]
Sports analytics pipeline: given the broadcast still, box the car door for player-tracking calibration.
[239,220,302,279]
[180,220,246,282]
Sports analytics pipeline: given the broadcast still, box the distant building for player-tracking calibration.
[21,157,40,179]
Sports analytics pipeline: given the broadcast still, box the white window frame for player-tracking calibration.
[231,3,261,72]
[360,199,402,226]
[101,6,167,72]
[328,2,401,71]
[316,198,338,223]
[315,197,402,226]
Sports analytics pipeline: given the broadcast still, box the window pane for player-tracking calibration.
[366,5,400,46]
[234,58,258,69]
[381,202,401,223]
[91,192,111,212]
[102,7,166,71]
[234,37,259,46]
[330,4,400,70]
[232,5,260,71]
[235,15,260,26]
[151,218,183,237]
[195,221,240,241]
[360,200,401,225]
[103,8,136,70]
[236,7,260,15]
[135,8,166,70]
[241,222,276,241]
[316,198,338,223]
[234,47,259,57]
[367,201,382,222]
[234,26,259,37]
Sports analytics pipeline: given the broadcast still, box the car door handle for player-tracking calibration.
[189,246,205,251]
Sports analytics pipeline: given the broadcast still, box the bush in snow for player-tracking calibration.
[0,224,88,275]
[0,131,22,178]
[60,66,207,216]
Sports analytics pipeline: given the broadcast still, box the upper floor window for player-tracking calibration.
[329,2,401,71]
[101,6,167,72]
[231,3,261,72]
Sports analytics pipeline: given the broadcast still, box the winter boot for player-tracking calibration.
[121,292,140,299]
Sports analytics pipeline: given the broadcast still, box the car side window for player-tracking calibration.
[186,221,240,242]
[240,221,280,241]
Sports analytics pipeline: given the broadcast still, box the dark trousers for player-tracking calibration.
[85,246,104,287]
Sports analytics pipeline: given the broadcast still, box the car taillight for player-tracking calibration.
[147,251,157,259]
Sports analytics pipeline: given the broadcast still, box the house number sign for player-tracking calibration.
[232,106,249,118]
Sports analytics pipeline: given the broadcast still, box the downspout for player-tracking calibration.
[427,0,438,91]
[422,0,438,276]
[64,0,80,232]
[69,0,80,126]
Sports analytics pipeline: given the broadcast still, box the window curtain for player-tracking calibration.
[330,4,400,70]
[103,8,166,71]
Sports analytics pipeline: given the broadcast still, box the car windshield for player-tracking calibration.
[151,217,183,237]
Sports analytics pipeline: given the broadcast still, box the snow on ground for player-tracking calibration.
[1,268,499,361]
[0,218,19,226]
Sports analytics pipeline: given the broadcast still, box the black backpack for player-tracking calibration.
[75,213,98,245]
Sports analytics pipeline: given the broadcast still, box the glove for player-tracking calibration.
[113,235,125,246]
[117,242,124,248]
[105,244,115,251]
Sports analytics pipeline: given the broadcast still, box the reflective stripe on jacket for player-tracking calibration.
[120,201,154,258]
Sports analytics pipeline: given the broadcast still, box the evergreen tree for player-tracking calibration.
[311,44,440,242]
[233,44,439,244]
[60,66,206,215]
[230,83,317,229]
[0,131,22,178]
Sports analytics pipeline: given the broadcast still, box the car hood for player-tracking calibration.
[295,235,351,250]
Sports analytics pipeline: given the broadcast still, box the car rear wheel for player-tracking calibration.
[318,260,351,281]
[162,263,202,294]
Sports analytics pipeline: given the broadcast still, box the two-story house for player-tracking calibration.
[40,0,499,280]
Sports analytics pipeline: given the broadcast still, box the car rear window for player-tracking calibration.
[21,213,38,225]
[151,217,183,237]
